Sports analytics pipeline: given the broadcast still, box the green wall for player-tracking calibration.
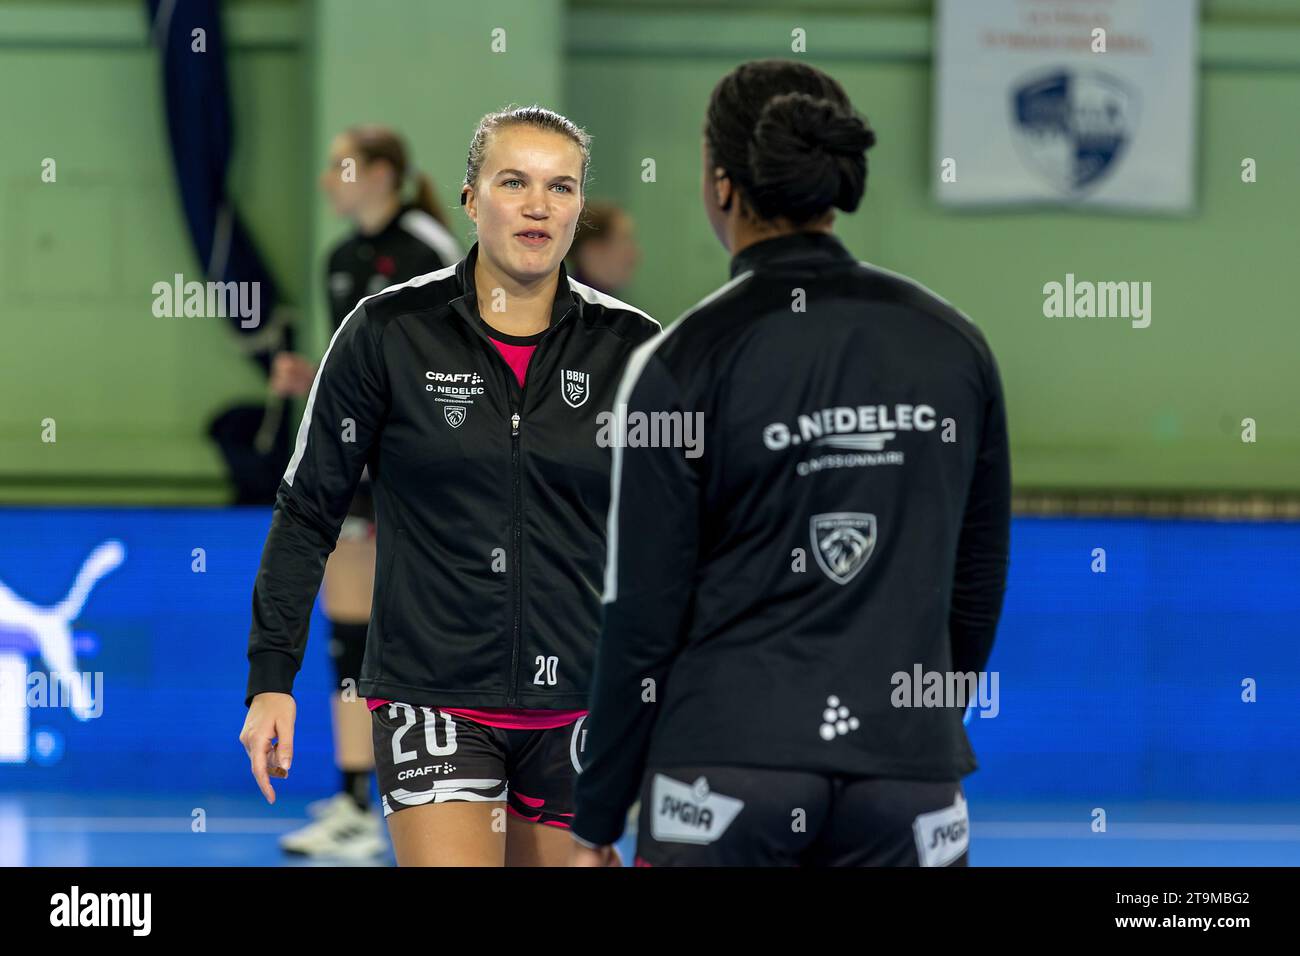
[303,0,564,359]
[565,5,1300,491]
[0,0,562,503]
[0,0,307,502]
[0,0,1295,501]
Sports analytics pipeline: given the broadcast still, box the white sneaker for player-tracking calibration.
[304,792,354,819]
[280,794,387,860]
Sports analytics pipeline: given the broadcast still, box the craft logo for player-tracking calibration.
[810,513,877,585]
[426,370,486,407]
[397,762,456,781]
[1011,69,1138,194]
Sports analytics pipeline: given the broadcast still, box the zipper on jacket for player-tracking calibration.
[473,333,528,706]
[508,409,522,704]
[464,302,573,705]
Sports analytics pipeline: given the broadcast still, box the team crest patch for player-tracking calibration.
[561,369,590,409]
[444,405,467,428]
[811,513,877,585]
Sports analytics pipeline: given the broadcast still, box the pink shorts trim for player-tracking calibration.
[505,804,572,829]
[364,699,586,730]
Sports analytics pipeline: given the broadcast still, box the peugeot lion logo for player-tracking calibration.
[811,513,876,585]
[444,405,467,429]
[1011,68,1138,195]
[561,369,589,409]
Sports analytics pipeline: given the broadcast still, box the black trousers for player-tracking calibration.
[634,765,969,867]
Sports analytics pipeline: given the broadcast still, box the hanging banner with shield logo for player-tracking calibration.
[934,0,1197,212]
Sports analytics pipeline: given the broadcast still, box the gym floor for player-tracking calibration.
[4,792,1297,867]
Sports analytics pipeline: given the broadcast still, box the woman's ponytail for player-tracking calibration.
[347,125,451,227]
[411,170,449,228]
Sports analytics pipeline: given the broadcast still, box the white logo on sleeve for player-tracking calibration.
[650,774,745,845]
[561,369,590,408]
[811,513,877,585]
[328,272,354,299]
[913,790,969,867]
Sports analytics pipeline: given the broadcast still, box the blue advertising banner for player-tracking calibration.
[0,509,1296,801]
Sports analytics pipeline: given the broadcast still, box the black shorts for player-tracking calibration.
[633,765,969,867]
[371,703,586,828]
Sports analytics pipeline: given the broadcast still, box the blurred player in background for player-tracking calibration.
[268,125,460,859]
[571,60,1011,867]
[566,200,640,296]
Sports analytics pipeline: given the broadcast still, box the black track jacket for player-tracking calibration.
[573,231,1011,845]
[245,243,659,709]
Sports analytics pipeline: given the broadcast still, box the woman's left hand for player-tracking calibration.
[569,842,622,867]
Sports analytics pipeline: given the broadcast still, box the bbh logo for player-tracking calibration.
[1011,69,1138,194]
[561,369,589,409]
[811,513,876,585]
[444,405,467,429]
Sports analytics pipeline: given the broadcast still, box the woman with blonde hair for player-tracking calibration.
[242,106,659,866]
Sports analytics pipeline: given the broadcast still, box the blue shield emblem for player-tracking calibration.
[1011,70,1137,194]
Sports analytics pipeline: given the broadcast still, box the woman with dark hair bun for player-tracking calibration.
[572,60,1011,867]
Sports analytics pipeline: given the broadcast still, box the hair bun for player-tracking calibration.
[776,93,876,156]
[748,92,875,220]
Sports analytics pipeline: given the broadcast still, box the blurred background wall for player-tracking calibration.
[0,0,1297,503]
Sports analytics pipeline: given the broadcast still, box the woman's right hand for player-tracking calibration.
[269,352,318,398]
[239,692,297,804]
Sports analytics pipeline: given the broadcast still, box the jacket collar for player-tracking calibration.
[729,230,854,279]
[451,240,577,330]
